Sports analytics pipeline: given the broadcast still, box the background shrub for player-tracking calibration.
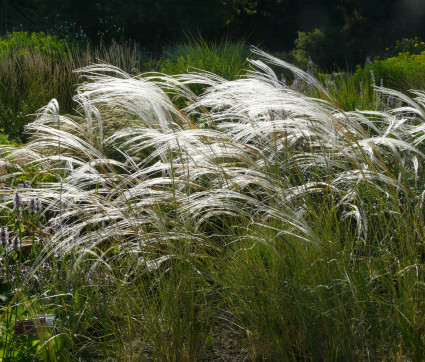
[0,31,74,59]
[289,28,350,71]
[382,36,425,57]
[360,51,425,90]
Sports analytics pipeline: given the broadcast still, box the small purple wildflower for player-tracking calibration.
[42,227,55,234]
[23,181,31,188]
[325,79,335,88]
[292,76,303,91]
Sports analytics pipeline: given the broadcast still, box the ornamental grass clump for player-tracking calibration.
[1,47,425,359]
[0,45,421,285]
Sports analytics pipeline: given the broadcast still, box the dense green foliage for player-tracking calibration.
[361,51,425,90]
[0,31,71,58]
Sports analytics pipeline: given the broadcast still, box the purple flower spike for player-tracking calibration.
[0,227,9,246]
[11,236,20,251]
[292,76,303,91]
[28,198,35,214]
[28,198,42,214]
[307,58,314,77]
[13,191,22,210]
[36,198,42,213]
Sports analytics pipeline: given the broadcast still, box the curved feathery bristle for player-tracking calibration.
[1,48,424,271]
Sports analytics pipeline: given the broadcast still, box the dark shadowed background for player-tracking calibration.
[1,0,425,69]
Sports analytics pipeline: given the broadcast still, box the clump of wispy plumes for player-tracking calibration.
[1,47,425,272]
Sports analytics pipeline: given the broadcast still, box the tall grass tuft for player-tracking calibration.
[0,32,151,142]
[160,37,249,80]
[1,46,425,359]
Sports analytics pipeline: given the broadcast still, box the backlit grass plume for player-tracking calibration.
[1,47,425,275]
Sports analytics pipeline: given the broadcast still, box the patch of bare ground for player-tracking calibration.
[203,327,249,361]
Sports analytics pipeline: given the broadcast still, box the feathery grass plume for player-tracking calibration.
[0,47,424,274]
[0,46,425,359]
[184,51,425,240]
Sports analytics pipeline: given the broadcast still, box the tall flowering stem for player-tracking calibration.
[12,191,22,211]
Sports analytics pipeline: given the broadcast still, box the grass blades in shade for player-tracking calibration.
[160,37,250,81]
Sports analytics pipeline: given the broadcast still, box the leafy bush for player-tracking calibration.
[359,51,425,90]
[0,32,74,60]
[292,29,326,65]
[383,36,425,57]
[289,28,349,70]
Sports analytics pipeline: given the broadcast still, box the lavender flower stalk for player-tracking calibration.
[11,236,20,251]
[36,198,42,213]
[0,227,9,246]
[28,197,42,214]
[13,191,22,211]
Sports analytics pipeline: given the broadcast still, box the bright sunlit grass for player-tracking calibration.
[0,46,424,360]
